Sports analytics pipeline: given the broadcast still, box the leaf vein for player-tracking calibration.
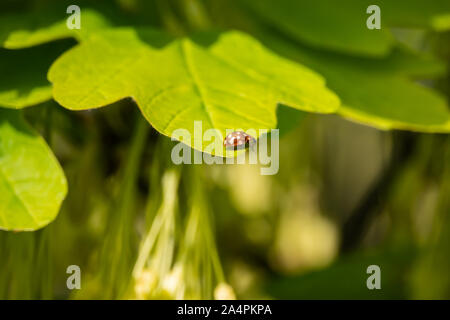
[180,41,216,129]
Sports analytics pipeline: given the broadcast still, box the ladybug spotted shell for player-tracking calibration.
[223,131,255,148]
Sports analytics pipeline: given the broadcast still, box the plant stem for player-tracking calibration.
[100,114,150,298]
[43,104,53,146]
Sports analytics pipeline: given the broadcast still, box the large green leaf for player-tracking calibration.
[0,41,73,109]
[0,109,67,231]
[263,35,450,133]
[240,0,394,57]
[48,28,340,154]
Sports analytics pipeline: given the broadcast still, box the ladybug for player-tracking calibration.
[223,131,255,149]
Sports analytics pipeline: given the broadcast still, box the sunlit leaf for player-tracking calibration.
[49,28,340,154]
[0,109,67,231]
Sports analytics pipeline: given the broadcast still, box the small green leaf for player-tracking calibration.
[49,28,340,154]
[0,4,112,49]
[0,41,73,109]
[0,109,67,231]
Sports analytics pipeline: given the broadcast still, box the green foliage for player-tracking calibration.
[216,1,450,132]
[241,0,450,57]
[266,38,450,132]
[0,41,73,109]
[0,109,67,231]
[2,0,449,137]
[48,28,339,153]
[0,8,110,49]
[240,0,394,56]
[0,0,118,49]
[0,0,449,301]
